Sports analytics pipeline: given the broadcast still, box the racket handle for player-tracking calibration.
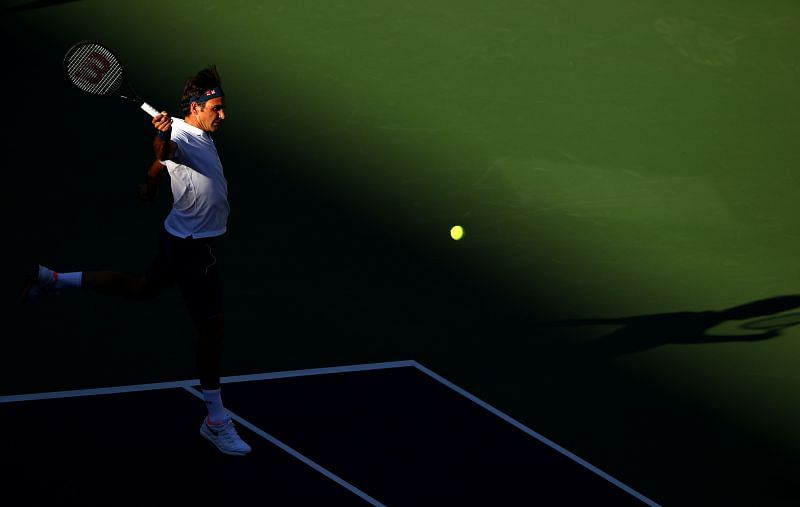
[140,102,160,117]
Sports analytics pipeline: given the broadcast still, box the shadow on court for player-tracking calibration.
[552,295,800,356]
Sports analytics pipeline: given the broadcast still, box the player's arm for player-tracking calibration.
[137,159,167,202]
[152,111,177,161]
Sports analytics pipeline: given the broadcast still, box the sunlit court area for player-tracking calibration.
[3,0,800,505]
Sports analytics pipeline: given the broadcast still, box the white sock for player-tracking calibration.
[202,388,228,424]
[38,266,82,289]
[37,265,55,285]
[55,272,82,289]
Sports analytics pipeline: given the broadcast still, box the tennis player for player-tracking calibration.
[22,66,251,456]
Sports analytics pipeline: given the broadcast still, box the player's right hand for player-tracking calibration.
[152,111,172,132]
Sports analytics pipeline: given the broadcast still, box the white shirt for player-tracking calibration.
[162,118,230,239]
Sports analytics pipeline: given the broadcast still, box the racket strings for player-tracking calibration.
[741,313,800,330]
[66,43,123,96]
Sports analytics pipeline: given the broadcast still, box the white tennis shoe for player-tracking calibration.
[200,416,252,456]
[20,264,57,303]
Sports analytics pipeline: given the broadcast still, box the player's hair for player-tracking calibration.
[180,65,222,116]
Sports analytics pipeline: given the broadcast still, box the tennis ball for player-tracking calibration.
[450,225,464,240]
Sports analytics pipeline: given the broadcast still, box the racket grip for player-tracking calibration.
[140,102,160,117]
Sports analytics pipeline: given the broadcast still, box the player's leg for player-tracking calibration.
[21,265,158,301]
[22,231,178,303]
[181,238,251,456]
[83,271,151,298]
[194,317,251,456]
[22,229,179,303]
[196,313,224,391]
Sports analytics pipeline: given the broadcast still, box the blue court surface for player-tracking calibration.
[2,361,657,506]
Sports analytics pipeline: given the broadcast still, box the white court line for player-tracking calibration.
[411,361,661,507]
[0,361,406,505]
[0,379,197,404]
[183,386,385,507]
[2,359,658,505]
[0,360,414,404]
[218,360,415,384]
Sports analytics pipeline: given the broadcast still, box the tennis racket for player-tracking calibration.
[63,40,160,117]
[741,313,800,331]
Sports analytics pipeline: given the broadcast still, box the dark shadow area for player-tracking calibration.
[1,17,557,391]
[0,0,82,15]
[5,13,800,506]
[553,295,800,355]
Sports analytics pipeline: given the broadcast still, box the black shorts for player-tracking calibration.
[144,228,223,320]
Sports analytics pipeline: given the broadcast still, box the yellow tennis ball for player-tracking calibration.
[450,225,464,240]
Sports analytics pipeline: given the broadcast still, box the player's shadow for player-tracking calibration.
[0,0,81,15]
[554,295,800,356]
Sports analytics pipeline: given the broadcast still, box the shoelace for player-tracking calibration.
[214,420,242,444]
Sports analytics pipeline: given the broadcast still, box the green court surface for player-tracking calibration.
[3,0,800,504]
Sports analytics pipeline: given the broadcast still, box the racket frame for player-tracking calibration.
[63,40,160,117]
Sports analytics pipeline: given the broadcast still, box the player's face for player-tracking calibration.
[194,97,226,133]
